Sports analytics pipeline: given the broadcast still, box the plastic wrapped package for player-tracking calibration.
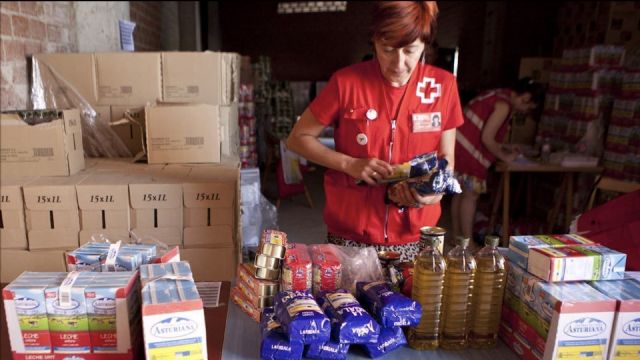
[30,56,131,157]
[305,340,350,360]
[273,290,331,344]
[260,307,304,360]
[316,289,380,344]
[361,326,407,358]
[356,281,422,328]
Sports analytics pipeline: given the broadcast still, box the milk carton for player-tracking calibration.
[505,263,617,359]
[590,279,640,360]
[140,261,207,359]
[508,234,596,269]
[528,245,627,282]
[2,272,66,354]
[84,273,140,354]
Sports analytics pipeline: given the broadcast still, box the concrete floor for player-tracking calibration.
[267,166,459,253]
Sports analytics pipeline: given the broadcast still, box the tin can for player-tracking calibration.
[237,263,279,297]
[255,253,281,270]
[237,278,274,308]
[419,226,446,255]
[254,265,280,281]
[260,242,286,259]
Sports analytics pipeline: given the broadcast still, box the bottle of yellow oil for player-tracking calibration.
[407,226,447,350]
[440,236,476,350]
[469,235,506,348]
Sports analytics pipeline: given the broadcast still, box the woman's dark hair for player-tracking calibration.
[513,77,545,105]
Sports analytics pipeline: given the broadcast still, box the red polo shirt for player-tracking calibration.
[309,59,464,245]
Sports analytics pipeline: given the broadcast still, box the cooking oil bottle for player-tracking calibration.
[407,226,447,350]
[440,236,476,350]
[469,235,506,348]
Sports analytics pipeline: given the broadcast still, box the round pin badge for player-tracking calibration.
[366,108,378,121]
[356,133,368,145]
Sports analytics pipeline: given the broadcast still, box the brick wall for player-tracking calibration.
[130,1,162,51]
[1,1,77,110]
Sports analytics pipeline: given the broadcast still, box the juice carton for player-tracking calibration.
[528,245,626,282]
[508,234,596,269]
[590,279,640,360]
[140,261,207,360]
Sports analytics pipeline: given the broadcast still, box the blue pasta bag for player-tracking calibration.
[317,289,380,344]
[274,290,331,344]
[305,341,350,360]
[260,308,304,360]
[356,281,422,328]
[362,326,407,358]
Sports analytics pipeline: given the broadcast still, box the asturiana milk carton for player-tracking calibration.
[140,261,207,360]
[505,262,617,359]
[590,278,640,360]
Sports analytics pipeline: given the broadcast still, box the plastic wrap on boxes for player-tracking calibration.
[30,56,131,157]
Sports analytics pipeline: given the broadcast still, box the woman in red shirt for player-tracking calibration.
[287,1,464,261]
[450,78,543,245]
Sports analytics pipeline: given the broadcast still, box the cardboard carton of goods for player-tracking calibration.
[504,263,617,359]
[508,234,596,269]
[528,245,626,282]
[589,279,640,360]
[140,262,207,360]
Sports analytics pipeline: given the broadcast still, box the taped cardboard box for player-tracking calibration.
[0,177,35,249]
[145,103,220,164]
[95,52,162,106]
[0,250,67,283]
[110,106,146,157]
[180,247,236,281]
[0,109,85,177]
[33,53,98,105]
[23,173,88,250]
[76,173,131,235]
[161,51,240,105]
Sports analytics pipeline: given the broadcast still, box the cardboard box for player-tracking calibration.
[23,173,87,250]
[0,177,34,249]
[589,279,640,360]
[129,170,186,247]
[219,103,240,157]
[145,103,220,164]
[528,245,627,282]
[1,109,85,177]
[76,173,131,234]
[95,52,162,106]
[33,53,97,104]
[508,234,596,270]
[180,247,236,281]
[0,250,67,283]
[161,51,240,105]
[110,106,146,157]
[140,262,208,360]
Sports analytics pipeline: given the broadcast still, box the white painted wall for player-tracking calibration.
[74,1,130,52]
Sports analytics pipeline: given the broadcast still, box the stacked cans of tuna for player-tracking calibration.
[231,230,287,321]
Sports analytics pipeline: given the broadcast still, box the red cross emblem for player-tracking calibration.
[416,77,441,104]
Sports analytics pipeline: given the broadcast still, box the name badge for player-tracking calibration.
[412,112,442,133]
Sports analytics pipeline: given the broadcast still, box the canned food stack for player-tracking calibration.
[232,229,287,321]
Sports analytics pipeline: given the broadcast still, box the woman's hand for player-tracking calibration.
[392,182,443,208]
[346,158,393,185]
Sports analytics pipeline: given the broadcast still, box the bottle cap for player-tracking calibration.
[485,235,500,247]
[456,236,470,248]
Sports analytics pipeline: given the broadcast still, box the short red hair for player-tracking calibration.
[372,1,438,48]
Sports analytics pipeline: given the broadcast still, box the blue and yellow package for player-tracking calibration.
[273,290,330,344]
[317,289,379,344]
[260,308,304,360]
[356,281,421,328]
